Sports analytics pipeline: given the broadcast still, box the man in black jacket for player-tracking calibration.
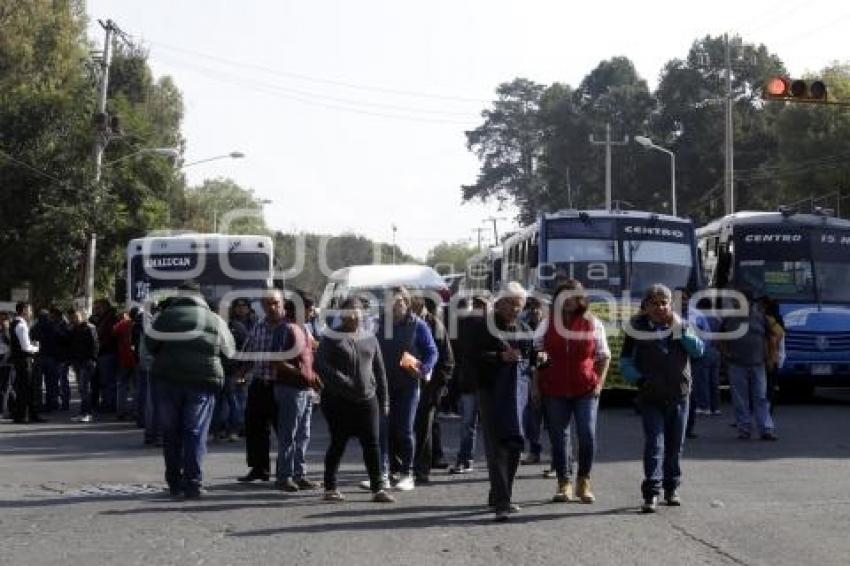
[67,308,99,423]
[620,284,704,513]
[412,296,455,484]
[470,283,537,521]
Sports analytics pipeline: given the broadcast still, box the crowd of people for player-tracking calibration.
[0,279,787,520]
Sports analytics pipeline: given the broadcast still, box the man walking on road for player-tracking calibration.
[146,282,235,499]
[620,284,704,513]
[237,291,287,484]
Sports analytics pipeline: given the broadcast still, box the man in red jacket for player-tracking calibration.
[113,308,139,420]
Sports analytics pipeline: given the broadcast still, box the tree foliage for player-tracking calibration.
[426,241,478,275]
[464,36,850,227]
[274,233,416,296]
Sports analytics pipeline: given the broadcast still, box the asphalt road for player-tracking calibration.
[2,390,850,566]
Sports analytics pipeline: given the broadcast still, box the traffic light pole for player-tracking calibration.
[724,33,734,216]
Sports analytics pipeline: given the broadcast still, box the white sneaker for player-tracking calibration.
[359,476,389,491]
[80,414,93,423]
[394,476,415,491]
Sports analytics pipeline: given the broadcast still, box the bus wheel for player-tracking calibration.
[777,382,815,404]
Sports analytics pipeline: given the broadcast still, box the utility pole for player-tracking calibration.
[484,216,507,244]
[85,19,118,315]
[589,123,629,210]
[391,224,398,264]
[724,33,735,215]
[471,227,487,251]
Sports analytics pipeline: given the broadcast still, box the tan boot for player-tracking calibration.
[576,475,595,504]
[552,479,574,503]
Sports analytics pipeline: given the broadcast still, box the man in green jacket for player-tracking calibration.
[145,282,236,499]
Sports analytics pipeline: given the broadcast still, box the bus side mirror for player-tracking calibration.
[529,244,539,268]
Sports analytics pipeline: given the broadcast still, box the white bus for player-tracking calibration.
[124,233,275,308]
[501,209,701,296]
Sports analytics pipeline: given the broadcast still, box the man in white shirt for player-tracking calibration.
[10,302,43,423]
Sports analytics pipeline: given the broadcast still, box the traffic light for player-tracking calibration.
[763,76,828,103]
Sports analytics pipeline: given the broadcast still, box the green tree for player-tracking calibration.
[274,233,416,295]
[426,241,478,275]
[0,0,95,303]
[181,177,269,234]
[462,78,546,222]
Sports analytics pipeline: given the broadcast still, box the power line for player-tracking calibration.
[155,51,477,118]
[130,33,487,105]
[152,53,478,125]
[0,148,66,184]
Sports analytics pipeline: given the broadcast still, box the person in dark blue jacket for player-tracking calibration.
[374,287,438,492]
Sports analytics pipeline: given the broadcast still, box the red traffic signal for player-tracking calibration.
[765,76,789,98]
[763,76,828,102]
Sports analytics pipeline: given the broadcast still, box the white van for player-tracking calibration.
[318,264,449,315]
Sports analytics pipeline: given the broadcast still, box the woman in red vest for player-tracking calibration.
[533,279,610,504]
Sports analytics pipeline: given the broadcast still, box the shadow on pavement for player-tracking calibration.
[227,505,636,536]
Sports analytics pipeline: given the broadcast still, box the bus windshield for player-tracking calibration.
[624,240,693,294]
[735,258,816,301]
[129,251,271,304]
[812,229,850,303]
[547,238,621,291]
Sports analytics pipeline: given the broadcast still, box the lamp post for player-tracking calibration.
[182,151,245,169]
[634,136,677,217]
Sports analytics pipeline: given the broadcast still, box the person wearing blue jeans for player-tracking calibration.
[452,392,479,472]
[375,287,438,492]
[621,284,704,513]
[156,380,216,497]
[145,284,236,499]
[273,384,315,489]
[535,279,610,503]
[542,395,600,498]
[271,300,322,492]
[728,364,775,439]
[721,291,778,441]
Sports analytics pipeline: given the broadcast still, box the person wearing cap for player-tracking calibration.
[146,281,236,499]
[469,281,538,521]
[620,284,704,513]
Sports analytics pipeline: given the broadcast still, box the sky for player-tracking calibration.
[85,0,850,258]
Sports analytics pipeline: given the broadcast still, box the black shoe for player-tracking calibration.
[431,460,449,470]
[275,478,300,492]
[414,475,431,485]
[685,431,698,439]
[29,416,48,423]
[521,452,541,465]
[641,496,658,513]
[760,432,778,441]
[183,488,204,500]
[237,469,270,482]
[664,490,682,506]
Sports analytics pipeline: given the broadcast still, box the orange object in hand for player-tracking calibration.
[399,351,422,378]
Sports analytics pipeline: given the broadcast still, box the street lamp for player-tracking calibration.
[634,136,677,217]
[182,151,245,169]
[103,147,180,167]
